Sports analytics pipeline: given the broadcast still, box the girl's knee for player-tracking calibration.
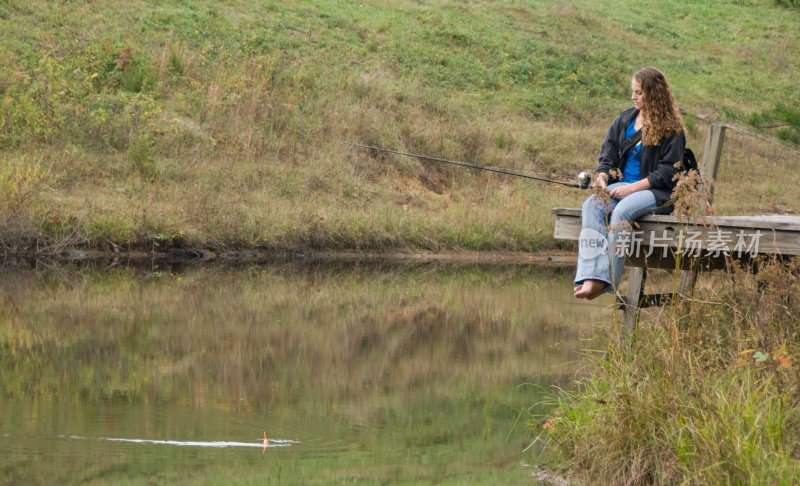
[582,195,607,213]
[609,211,631,228]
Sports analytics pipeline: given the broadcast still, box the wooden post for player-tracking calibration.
[701,124,727,204]
[678,261,698,297]
[622,266,646,336]
[678,123,727,301]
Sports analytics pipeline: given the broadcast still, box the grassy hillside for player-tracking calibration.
[1,0,798,252]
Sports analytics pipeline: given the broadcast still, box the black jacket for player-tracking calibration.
[596,107,686,209]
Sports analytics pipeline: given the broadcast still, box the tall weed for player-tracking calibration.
[0,158,48,211]
[0,157,51,248]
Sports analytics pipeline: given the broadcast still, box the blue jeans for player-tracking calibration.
[574,183,659,293]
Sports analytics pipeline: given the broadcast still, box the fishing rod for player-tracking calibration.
[351,143,592,189]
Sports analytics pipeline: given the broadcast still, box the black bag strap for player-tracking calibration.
[618,129,642,160]
[682,148,698,172]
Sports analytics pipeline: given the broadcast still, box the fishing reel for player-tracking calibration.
[576,171,592,189]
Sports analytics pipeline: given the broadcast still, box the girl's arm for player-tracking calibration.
[608,177,651,199]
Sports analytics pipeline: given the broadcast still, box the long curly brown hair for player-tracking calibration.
[635,67,684,146]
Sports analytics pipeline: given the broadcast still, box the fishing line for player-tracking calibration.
[351,143,592,189]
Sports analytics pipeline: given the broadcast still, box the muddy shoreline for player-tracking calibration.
[1,248,578,267]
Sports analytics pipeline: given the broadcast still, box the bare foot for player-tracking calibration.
[574,280,607,300]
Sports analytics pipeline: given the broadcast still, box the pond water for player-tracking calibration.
[0,258,608,485]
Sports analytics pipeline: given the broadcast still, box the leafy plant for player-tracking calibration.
[0,159,49,212]
[726,102,800,145]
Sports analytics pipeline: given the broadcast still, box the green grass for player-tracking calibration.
[0,0,798,251]
[535,260,800,484]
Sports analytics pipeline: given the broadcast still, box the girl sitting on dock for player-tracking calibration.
[574,67,686,300]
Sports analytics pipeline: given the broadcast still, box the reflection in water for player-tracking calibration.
[0,260,607,485]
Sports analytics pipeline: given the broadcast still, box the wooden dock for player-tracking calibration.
[552,124,800,332]
[552,208,800,268]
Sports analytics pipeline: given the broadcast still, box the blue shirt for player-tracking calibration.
[621,118,641,183]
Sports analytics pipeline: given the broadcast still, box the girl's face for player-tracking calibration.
[631,79,644,110]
